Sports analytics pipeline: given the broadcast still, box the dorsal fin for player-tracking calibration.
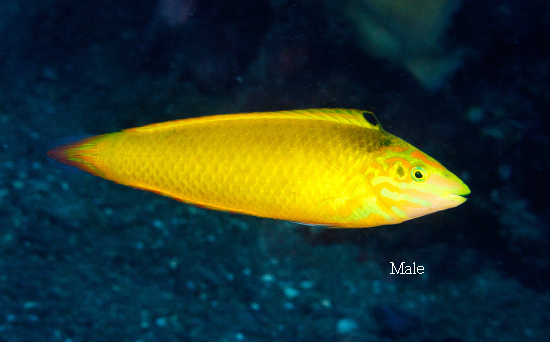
[126,108,383,133]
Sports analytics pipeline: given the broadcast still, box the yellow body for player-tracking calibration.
[48,109,469,228]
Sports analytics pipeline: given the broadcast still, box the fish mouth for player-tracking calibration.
[445,184,471,203]
[445,194,467,204]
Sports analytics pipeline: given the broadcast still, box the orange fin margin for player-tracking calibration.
[47,135,106,178]
[126,109,383,133]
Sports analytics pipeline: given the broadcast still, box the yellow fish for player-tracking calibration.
[48,109,469,228]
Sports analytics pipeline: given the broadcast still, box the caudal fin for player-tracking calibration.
[47,135,106,177]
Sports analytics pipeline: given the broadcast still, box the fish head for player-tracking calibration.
[369,144,470,222]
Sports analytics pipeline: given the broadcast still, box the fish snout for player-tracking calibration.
[444,182,470,204]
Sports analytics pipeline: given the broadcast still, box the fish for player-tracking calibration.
[47,109,470,228]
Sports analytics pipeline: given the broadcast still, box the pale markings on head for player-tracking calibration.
[390,206,408,218]
[380,187,399,202]
[397,191,432,207]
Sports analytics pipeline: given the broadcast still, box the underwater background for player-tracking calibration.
[0,0,549,341]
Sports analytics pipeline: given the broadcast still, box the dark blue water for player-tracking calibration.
[0,0,548,340]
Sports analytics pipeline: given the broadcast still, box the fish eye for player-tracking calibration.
[411,166,427,182]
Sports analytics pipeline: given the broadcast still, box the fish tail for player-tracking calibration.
[47,135,108,178]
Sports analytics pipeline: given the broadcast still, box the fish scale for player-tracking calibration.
[48,109,470,228]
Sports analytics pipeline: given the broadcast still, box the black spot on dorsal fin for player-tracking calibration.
[362,111,382,129]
